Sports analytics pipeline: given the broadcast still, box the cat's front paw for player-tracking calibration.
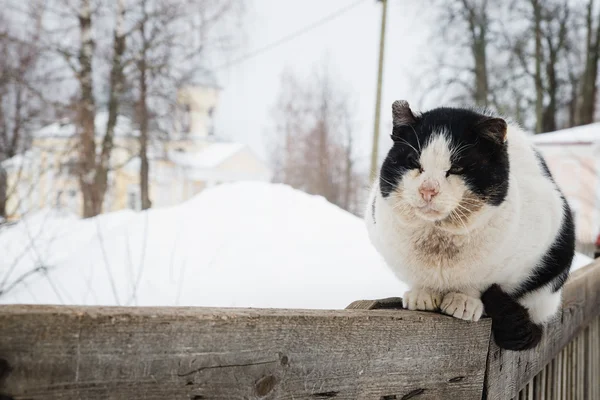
[402,289,442,311]
[441,292,484,321]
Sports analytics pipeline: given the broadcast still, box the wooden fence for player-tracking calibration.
[0,259,599,400]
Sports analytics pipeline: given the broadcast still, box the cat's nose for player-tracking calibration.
[419,186,439,202]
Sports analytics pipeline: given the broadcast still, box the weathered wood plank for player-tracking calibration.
[484,259,600,400]
[0,305,491,400]
[345,297,404,310]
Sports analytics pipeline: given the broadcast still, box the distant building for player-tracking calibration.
[2,84,271,219]
[532,122,600,250]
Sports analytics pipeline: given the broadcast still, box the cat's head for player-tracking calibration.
[379,100,509,229]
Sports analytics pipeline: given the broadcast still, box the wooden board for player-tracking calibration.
[0,305,491,400]
[484,259,600,400]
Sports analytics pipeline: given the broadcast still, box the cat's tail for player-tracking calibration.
[481,284,543,351]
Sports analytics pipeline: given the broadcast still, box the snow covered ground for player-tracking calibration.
[0,182,406,309]
[0,182,593,309]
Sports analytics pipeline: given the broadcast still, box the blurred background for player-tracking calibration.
[0,0,598,308]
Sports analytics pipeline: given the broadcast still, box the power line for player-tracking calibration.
[214,0,367,71]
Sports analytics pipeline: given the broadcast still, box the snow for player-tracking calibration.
[168,143,245,168]
[0,182,405,309]
[532,122,600,145]
[0,182,594,309]
[1,150,34,169]
[35,111,138,138]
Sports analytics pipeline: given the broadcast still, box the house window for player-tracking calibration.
[207,106,215,136]
[181,104,191,134]
[128,192,137,210]
[127,185,141,211]
[56,190,63,208]
[60,158,79,176]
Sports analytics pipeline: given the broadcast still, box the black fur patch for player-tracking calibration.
[513,199,575,297]
[481,284,543,351]
[533,149,553,181]
[380,107,509,206]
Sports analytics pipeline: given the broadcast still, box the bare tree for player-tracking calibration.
[539,0,571,132]
[270,65,364,215]
[126,0,244,210]
[425,0,596,133]
[461,0,490,107]
[48,0,131,217]
[0,3,57,218]
[423,0,495,107]
[74,0,100,217]
[530,0,545,133]
[575,0,600,126]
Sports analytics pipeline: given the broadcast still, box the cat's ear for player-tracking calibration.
[476,117,508,144]
[392,100,417,127]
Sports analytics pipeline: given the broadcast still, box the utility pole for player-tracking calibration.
[369,0,388,183]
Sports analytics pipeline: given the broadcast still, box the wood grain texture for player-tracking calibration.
[0,306,491,400]
[345,297,404,310]
[484,259,600,400]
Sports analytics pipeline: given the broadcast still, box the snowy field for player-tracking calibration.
[0,182,593,309]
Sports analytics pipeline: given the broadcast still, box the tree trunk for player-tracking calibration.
[575,0,600,126]
[343,127,353,212]
[568,75,578,127]
[462,0,489,107]
[139,0,151,210]
[473,38,488,107]
[543,43,558,132]
[9,85,23,158]
[77,0,98,218]
[92,0,127,216]
[532,0,544,133]
[0,165,6,218]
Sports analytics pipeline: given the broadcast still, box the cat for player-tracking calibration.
[365,100,575,351]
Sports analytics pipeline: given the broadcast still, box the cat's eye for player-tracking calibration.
[446,166,464,177]
[406,154,423,173]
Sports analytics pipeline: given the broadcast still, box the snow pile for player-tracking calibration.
[532,121,600,144]
[0,182,594,309]
[0,182,405,309]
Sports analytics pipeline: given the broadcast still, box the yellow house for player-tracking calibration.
[2,85,271,219]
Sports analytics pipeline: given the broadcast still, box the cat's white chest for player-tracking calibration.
[366,194,494,292]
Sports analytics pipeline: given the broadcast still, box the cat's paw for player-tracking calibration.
[441,292,484,321]
[402,289,442,311]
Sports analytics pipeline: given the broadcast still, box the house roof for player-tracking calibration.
[120,141,271,182]
[168,143,245,169]
[532,122,600,145]
[187,69,222,90]
[35,111,138,138]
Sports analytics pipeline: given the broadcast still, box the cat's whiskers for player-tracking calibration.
[394,138,420,156]
[409,124,422,152]
[379,175,400,190]
[455,202,477,214]
[451,207,472,241]
[451,143,474,159]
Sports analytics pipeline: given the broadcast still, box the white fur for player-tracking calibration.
[366,124,566,324]
[402,288,442,311]
[440,292,484,322]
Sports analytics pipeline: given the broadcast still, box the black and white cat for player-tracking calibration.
[365,100,575,351]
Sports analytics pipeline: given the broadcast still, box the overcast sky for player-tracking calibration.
[212,0,433,168]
